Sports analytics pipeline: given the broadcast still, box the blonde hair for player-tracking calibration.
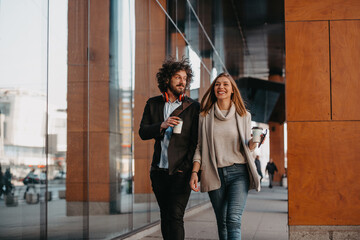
[200,73,247,116]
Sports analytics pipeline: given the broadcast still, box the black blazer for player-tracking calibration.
[139,95,200,175]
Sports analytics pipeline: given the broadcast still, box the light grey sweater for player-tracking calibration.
[213,102,246,167]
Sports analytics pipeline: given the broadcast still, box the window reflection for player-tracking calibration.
[0,0,211,238]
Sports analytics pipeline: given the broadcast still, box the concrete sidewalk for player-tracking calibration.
[138,186,288,240]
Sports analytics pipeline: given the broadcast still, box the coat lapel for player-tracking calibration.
[205,105,216,167]
[236,113,252,158]
[159,99,165,121]
[235,113,246,146]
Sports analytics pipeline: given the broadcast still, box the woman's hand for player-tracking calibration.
[259,133,267,147]
[249,132,267,149]
[248,138,257,150]
[189,172,199,192]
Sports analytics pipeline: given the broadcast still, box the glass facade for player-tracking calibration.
[0,0,225,238]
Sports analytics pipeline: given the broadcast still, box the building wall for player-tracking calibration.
[133,0,167,198]
[269,122,285,183]
[269,74,286,184]
[67,0,112,215]
[285,0,360,238]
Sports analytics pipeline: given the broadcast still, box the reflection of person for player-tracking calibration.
[255,155,263,182]
[4,168,12,195]
[24,168,37,195]
[139,58,200,240]
[266,158,278,188]
[189,73,265,240]
[0,165,4,197]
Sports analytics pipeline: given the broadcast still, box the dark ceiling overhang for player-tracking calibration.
[236,77,285,124]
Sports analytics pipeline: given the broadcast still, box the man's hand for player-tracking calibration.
[160,116,181,130]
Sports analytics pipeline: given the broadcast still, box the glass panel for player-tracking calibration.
[47,0,87,239]
[87,0,136,238]
[0,0,215,239]
[0,0,49,238]
[0,0,93,238]
[163,0,210,210]
[116,0,136,234]
[134,0,157,230]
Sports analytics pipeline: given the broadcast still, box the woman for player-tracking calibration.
[189,73,264,240]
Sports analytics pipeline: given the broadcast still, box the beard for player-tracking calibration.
[168,82,185,97]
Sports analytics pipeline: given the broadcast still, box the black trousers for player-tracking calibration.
[150,169,191,240]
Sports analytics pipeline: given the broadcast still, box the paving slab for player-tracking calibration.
[139,186,288,240]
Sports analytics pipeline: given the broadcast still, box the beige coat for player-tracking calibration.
[193,105,261,192]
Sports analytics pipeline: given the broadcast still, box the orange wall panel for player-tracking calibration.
[89,0,110,64]
[199,58,212,100]
[68,0,88,65]
[67,81,88,132]
[330,20,360,120]
[89,82,109,132]
[67,0,112,205]
[67,132,87,183]
[269,122,285,183]
[134,0,166,194]
[288,121,360,225]
[285,0,331,21]
[89,132,110,184]
[66,182,88,201]
[170,32,187,59]
[89,183,110,202]
[134,158,152,194]
[286,21,331,121]
[331,0,360,20]
[285,0,360,21]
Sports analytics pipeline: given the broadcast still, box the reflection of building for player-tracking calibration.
[0,110,4,158]
[0,89,66,178]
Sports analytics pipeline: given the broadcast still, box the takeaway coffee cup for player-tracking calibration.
[173,118,183,134]
[252,127,263,143]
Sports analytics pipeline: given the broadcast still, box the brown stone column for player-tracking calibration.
[67,0,112,215]
[268,122,285,184]
[170,32,187,59]
[285,0,360,238]
[133,0,166,202]
[199,58,212,100]
[268,73,285,185]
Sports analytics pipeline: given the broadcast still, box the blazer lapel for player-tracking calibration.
[170,99,192,117]
[159,100,165,121]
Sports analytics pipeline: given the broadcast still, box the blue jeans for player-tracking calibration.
[208,164,250,240]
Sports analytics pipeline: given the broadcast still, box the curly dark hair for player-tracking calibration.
[156,57,193,93]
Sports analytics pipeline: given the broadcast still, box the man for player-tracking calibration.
[139,58,200,240]
[266,158,278,188]
[255,155,263,182]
